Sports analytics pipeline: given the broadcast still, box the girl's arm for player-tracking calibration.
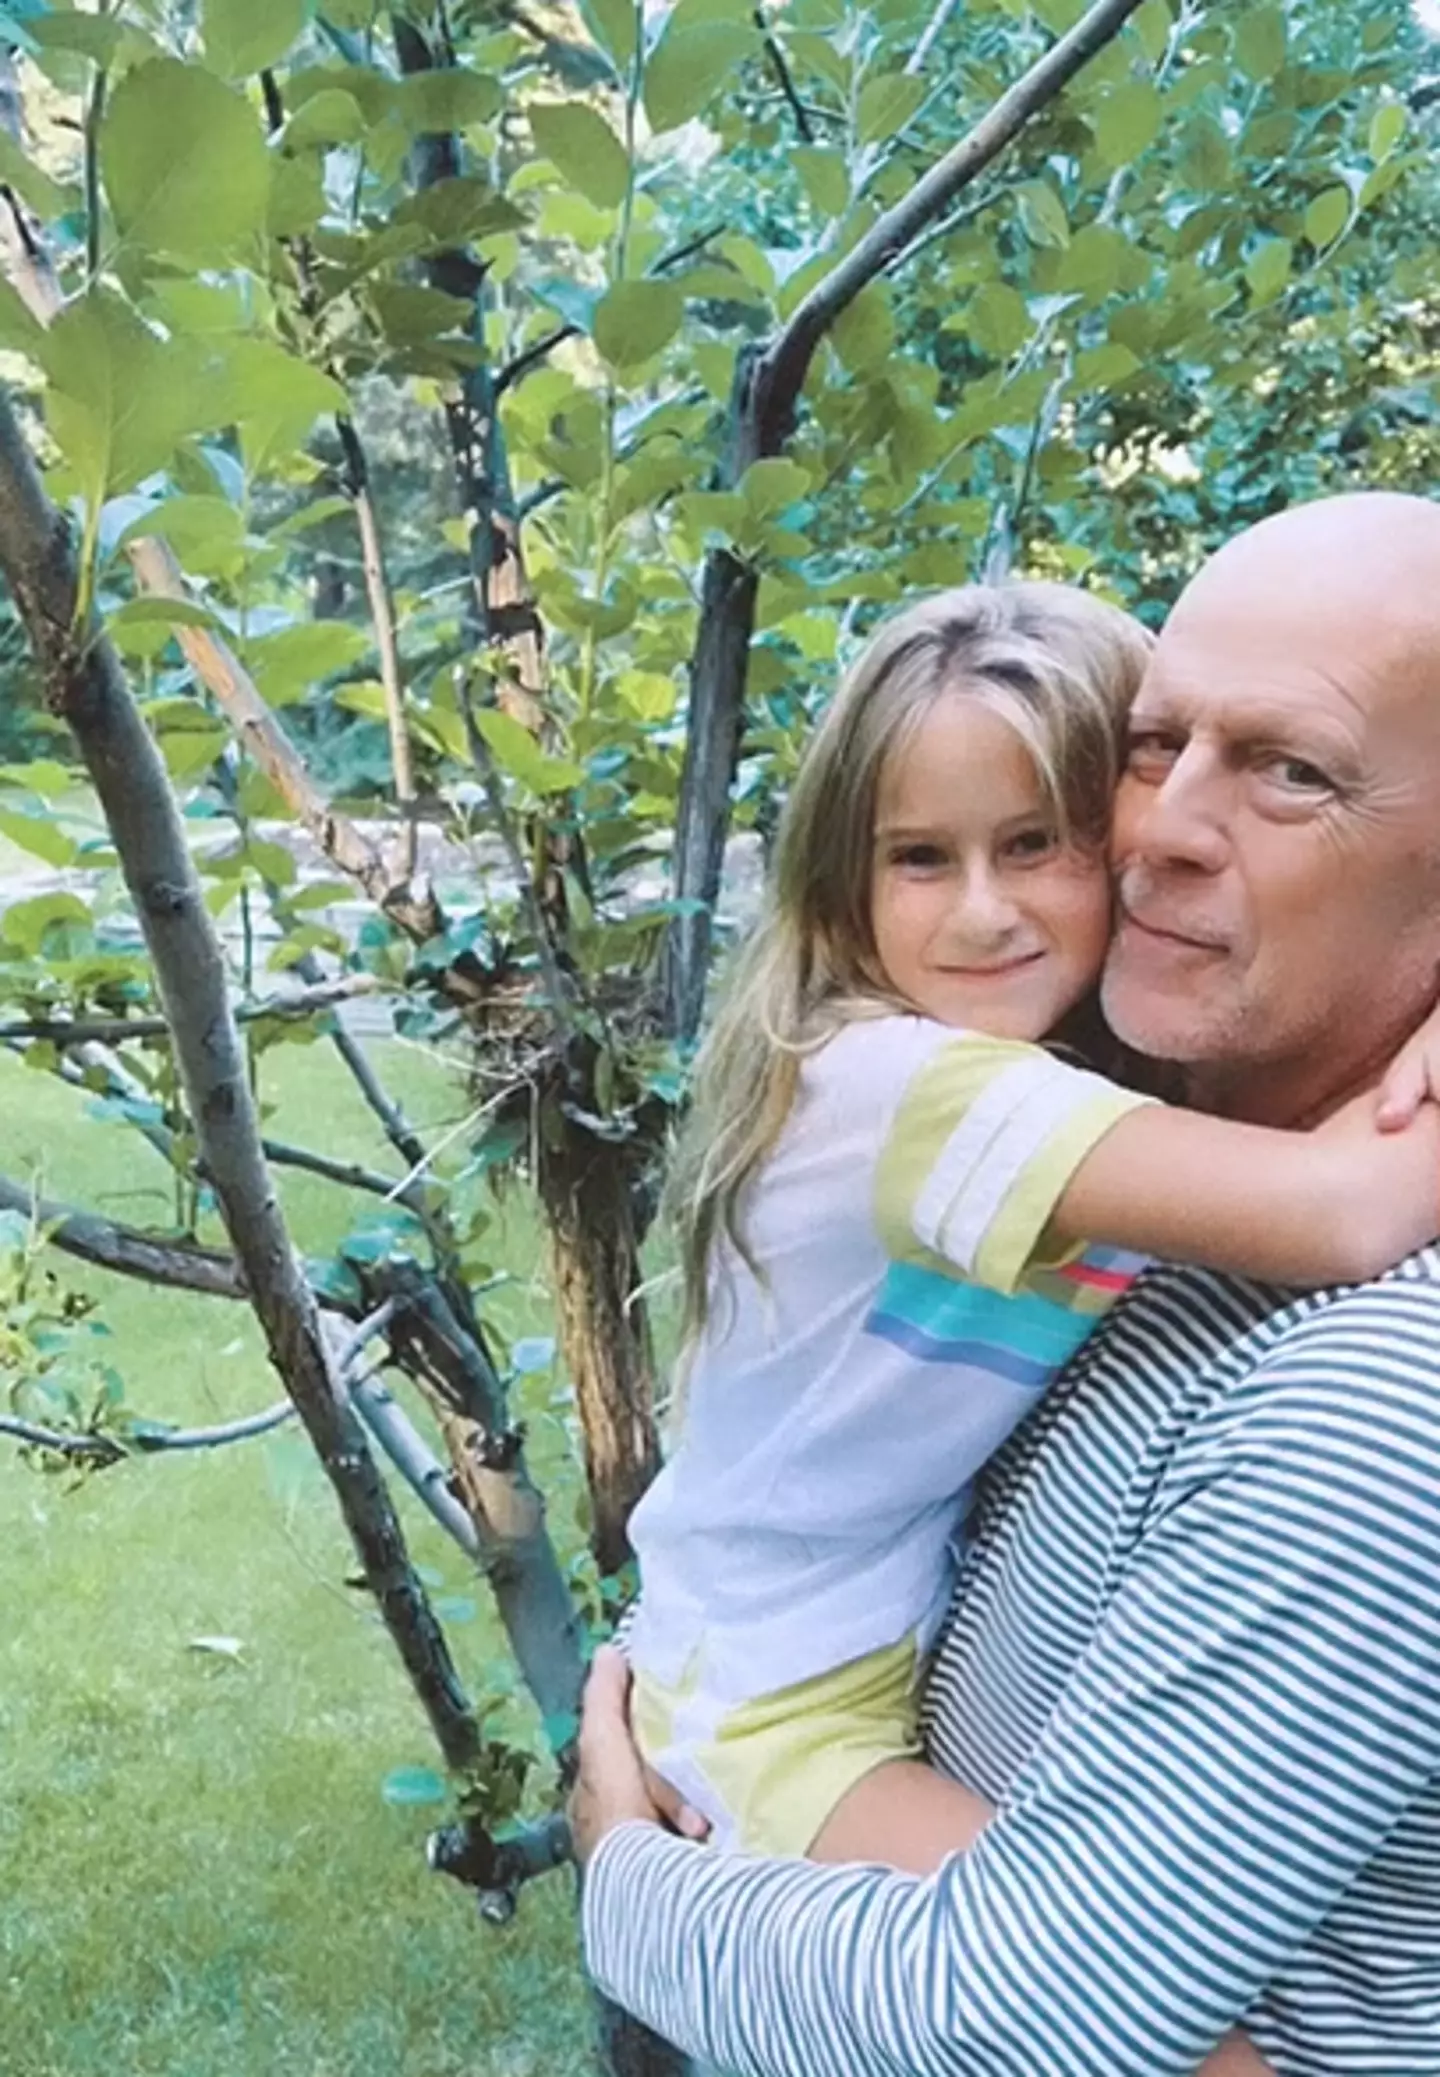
[1051,1092,1440,1287]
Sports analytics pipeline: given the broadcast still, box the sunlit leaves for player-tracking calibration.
[39,292,206,507]
[530,101,629,210]
[1090,79,1164,170]
[202,0,309,79]
[1304,185,1350,250]
[1233,6,1286,82]
[793,147,848,218]
[592,279,683,366]
[855,71,925,147]
[1244,236,1292,306]
[102,59,270,262]
[643,18,756,132]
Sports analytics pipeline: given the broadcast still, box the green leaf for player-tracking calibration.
[738,458,810,519]
[0,277,44,357]
[1369,100,1406,163]
[475,709,584,795]
[1245,236,1291,306]
[1016,181,1068,250]
[530,101,629,211]
[1073,341,1140,389]
[396,70,502,137]
[1055,222,1129,298]
[643,21,755,132]
[831,284,895,373]
[107,596,222,638]
[243,621,372,706]
[2,891,92,957]
[855,71,925,147]
[1176,113,1231,191]
[0,760,75,800]
[0,131,77,222]
[966,280,1029,360]
[391,177,524,248]
[38,290,204,505]
[0,807,77,869]
[1091,79,1163,170]
[1303,185,1350,251]
[577,0,637,71]
[380,1766,447,1808]
[283,88,367,151]
[102,59,271,261]
[202,0,309,78]
[1233,6,1285,82]
[592,279,682,367]
[212,337,348,480]
[793,146,847,218]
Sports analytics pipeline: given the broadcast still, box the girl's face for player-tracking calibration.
[869,693,1113,1039]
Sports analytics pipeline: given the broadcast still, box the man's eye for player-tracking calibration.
[1269,755,1332,792]
[1126,731,1182,777]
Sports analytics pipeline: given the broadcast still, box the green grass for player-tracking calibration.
[0,1040,597,2077]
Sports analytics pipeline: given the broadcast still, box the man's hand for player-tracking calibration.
[570,1645,711,1867]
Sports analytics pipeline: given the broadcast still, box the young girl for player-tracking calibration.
[625,581,1440,1879]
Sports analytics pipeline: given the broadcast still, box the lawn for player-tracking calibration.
[0,1037,599,2077]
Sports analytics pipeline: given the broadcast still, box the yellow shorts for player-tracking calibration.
[632,1633,923,1859]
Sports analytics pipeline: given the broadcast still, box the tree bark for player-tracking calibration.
[538,1126,660,1580]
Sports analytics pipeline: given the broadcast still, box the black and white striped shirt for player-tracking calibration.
[584,1253,1440,2074]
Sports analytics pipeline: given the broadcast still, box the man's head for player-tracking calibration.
[1103,492,1440,1124]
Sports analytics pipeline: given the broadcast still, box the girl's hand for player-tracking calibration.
[1377,1004,1440,1130]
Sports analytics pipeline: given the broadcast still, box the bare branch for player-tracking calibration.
[260,1135,422,1211]
[351,1370,481,1556]
[124,536,441,942]
[0,1415,123,1462]
[908,0,963,76]
[754,10,814,144]
[0,1171,247,1301]
[0,974,380,1046]
[334,418,419,878]
[495,324,579,398]
[0,1399,299,1460]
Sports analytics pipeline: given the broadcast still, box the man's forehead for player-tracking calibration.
[1136,620,1374,733]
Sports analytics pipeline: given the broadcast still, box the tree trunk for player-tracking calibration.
[539,1121,661,1580]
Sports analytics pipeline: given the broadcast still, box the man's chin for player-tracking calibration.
[1100,963,1223,1062]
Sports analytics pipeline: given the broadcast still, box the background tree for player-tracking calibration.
[0,0,1434,2067]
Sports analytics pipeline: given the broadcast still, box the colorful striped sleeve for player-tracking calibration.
[873,1034,1151,1295]
[582,1302,1440,2075]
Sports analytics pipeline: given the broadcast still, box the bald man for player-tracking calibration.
[576,495,1440,2077]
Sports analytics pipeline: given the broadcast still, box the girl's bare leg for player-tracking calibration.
[809,1755,986,1873]
[809,1758,1276,2077]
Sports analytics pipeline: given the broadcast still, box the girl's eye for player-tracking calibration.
[890,843,947,869]
[1002,826,1059,861]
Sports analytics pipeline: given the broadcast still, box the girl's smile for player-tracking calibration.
[869,695,1113,1040]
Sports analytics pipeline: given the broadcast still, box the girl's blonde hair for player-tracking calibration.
[665,579,1154,1352]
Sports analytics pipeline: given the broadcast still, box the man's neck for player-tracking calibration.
[1183,1037,1409,1130]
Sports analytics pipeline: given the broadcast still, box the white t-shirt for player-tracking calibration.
[628,1014,1150,1706]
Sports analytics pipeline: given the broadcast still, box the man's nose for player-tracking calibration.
[1117,744,1230,875]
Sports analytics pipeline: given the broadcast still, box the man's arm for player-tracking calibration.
[582,1314,1440,2075]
